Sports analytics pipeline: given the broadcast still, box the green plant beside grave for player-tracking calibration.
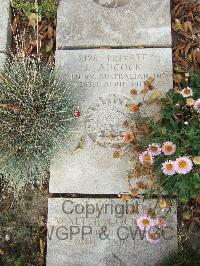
[0,59,77,183]
[11,0,59,19]
[146,73,200,204]
[116,73,200,205]
[161,247,200,266]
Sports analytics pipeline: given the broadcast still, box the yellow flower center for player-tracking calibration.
[149,233,157,240]
[178,160,187,169]
[197,103,200,110]
[186,98,195,106]
[142,219,150,227]
[150,146,158,152]
[144,154,151,161]
[184,89,191,95]
[166,164,174,171]
[165,145,173,152]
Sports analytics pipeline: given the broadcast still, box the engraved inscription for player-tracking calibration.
[98,254,124,266]
[93,0,131,8]
[64,52,171,90]
[85,94,132,148]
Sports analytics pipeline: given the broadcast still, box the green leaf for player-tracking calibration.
[28,13,41,28]
[46,39,54,53]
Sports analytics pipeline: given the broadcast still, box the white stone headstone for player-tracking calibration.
[56,0,172,48]
[49,48,173,194]
[47,198,177,266]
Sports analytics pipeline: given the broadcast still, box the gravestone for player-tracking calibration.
[47,0,177,264]
[56,0,172,48]
[0,0,11,52]
[47,198,177,266]
[49,48,173,194]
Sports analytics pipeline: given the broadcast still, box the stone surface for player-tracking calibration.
[49,48,173,194]
[56,0,172,48]
[47,198,177,266]
[0,0,11,52]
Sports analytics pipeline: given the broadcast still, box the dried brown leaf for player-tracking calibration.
[113,150,121,159]
[183,20,193,34]
[173,73,185,83]
[159,198,168,209]
[130,89,137,96]
[0,103,22,113]
[174,18,184,31]
[12,14,20,34]
[47,25,54,38]
[39,238,45,255]
[121,194,130,202]
[130,187,140,197]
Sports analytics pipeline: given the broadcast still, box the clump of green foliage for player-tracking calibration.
[161,248,200,266]
[0,212,38,266]
[11,0,59,19]
[0,59,77,183]
[145,73,200,203]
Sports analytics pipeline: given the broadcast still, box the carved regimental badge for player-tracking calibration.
[85,94,132,148]
[93,0,131,8]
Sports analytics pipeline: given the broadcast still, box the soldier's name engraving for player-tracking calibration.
[63,52,171,89]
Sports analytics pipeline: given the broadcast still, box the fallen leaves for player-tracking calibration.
[113,150,121,159]
[12,12,56,64]
[174,18,184,31]
[39,238,45,256]
[141,77,155,94]
[0,103,22,113]
[120,194,130,202]
[172,0,200,74]
[130,89,138,96]
[12,14,20,34]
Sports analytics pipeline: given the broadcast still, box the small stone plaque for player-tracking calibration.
[50,48,172,194]
[47,198,177,266]
[56,0,172,48]
[0,0,11,52]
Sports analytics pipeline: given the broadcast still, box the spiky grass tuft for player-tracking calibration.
[0,59,77,183]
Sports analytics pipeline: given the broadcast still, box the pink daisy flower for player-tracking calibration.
[147,143,162,156]
[162,160,176,176]
[194,99,200,114]
[162,141,176,155]
[136,215,154,231]
[139,151,153,166]
[180,87,193,98]
[146,227,160,244]
[174,157,193,174]
[155,216,167,228]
